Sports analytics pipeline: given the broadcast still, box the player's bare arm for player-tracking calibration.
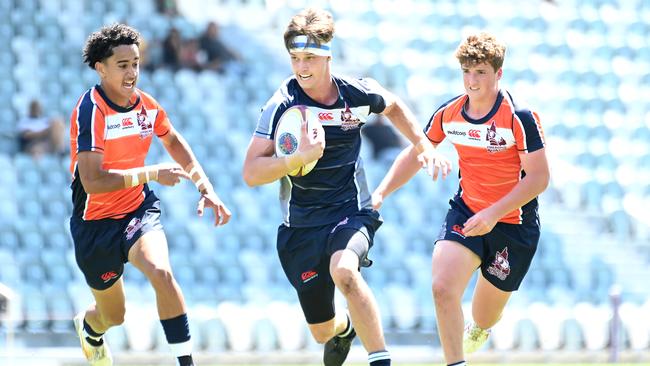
[463,148,550,237]
[371,144,424,210]
[243,120,324,187]
[76,151,186,193]
[159,127,232,226]
[381,92,452,180]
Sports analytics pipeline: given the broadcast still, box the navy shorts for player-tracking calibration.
[277,208,382,324]
[70,189,163,290]
[436,199,540,292]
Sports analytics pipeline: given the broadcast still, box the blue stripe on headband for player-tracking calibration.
[291,42,330,51]
[289,35,332,56]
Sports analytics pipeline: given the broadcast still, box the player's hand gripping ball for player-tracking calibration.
[274,105,323,177]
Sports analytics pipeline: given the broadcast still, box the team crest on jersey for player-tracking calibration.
[487,247,511,280]
[340,103,361,131]
[278,132,298,154]
[486,121,507,153]
[137,106,153,138]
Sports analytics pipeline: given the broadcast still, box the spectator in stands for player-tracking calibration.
[198,21,238,73]
[180,38,203,72]
[17,99,66,158]
[69,23,231,366]
[373,32,549,366]
[161,27,182,70]
[242,8,449,366]
[155,0,179,16]
[361,114,404,159]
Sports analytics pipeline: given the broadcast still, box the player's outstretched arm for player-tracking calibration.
[381,93,452,180]
[77,151,187,194]
[371,145,421,210]
[158,127,232,226]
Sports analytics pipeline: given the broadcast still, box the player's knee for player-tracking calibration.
[147,267,175,290]
[431,278,454,304]
[331,266,358,296]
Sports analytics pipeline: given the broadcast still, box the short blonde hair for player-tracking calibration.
[455,32,506,71]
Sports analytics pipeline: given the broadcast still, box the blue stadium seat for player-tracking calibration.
[252,318,278,351]
[562,318,584,350]
[200,317,229,352]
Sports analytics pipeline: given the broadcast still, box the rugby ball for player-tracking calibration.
[274,105,321,177]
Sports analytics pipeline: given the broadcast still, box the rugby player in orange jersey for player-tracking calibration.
[69,23,231,366]
[373,32,549,366]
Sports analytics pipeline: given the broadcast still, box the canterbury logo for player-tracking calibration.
[301,270,318,283]
[451,224,466,238]
[318,112,334,121]
[100,271,118,283]
[468,129,481,139]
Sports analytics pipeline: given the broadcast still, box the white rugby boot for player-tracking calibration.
[462,322,490,354]
[73,312,113,366]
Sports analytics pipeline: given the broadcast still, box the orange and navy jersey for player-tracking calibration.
[424,89,545,224]
[69,85,172,220]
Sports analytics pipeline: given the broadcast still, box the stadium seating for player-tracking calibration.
[0,0,648,357]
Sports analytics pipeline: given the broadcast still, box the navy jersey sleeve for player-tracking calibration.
[75,92,104,153]
[254,91,288,140]
[356,77,389,114]
[514,108,545,153]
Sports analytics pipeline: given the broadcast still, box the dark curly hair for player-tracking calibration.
[82,23,141,69]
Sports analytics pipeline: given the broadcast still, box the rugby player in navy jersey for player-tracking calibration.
[243,7,451,366]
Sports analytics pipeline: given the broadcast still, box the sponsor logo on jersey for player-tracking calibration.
[468,129,481,139]
[122,117,134,128]
[107,122,121,130]
[318,112,334,121]
[487,247,511,280]
[447,130,466,136]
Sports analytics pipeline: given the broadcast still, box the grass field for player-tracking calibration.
[117,364,642,366]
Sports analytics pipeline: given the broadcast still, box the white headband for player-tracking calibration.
[289,35,332,57]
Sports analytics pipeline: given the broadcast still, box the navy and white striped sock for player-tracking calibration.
[160,313,193,366]
[83,319,104,346]
[368,350,391,365]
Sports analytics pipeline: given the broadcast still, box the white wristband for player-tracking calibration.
[195,177,207,189]
[188,166,199,179]
[131,173,139,187]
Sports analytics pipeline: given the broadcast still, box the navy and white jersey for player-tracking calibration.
[255,74,389,227]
